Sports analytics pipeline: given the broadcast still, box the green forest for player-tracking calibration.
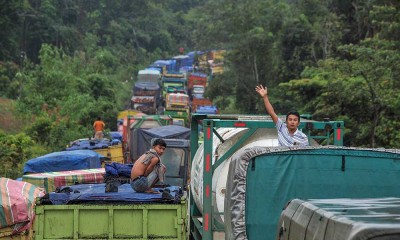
[0,0,399,179]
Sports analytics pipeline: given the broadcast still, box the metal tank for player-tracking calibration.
[190,127,279,223]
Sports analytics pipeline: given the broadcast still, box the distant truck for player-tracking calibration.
[131,69,162,114]
[161,73,186,100]
[191,85,205,100]
[164,92,190,127]
[188,72,208,90]
[191,97,212,113]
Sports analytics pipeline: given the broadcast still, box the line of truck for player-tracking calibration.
[7,49,400,240]
[6,112,400,240]
[130,51,222,127]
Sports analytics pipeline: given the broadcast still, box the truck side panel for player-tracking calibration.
[34,203,187,240]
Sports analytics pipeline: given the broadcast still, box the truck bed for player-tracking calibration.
[33,183,188,240]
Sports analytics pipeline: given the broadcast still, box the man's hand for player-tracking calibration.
[255,85,268,97]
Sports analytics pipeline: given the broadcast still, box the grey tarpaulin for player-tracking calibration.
[279,198,400,240]
[130,125,190,161]
[224,146,400,240]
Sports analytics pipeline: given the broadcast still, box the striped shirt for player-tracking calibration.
[276,118,309,146]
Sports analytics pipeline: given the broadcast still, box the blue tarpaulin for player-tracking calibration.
[65,139,110,150]
[104,162,132,178]
[23,150,102,174]
[46,184,182,205]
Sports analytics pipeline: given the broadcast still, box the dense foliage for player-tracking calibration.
[0,0,399,178]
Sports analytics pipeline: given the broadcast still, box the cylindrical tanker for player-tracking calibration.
[190,127,280,223]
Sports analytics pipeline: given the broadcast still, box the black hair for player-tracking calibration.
[286,111,301,122]
[152,138,167,148]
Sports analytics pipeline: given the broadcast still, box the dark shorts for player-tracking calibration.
[130,176,149,193]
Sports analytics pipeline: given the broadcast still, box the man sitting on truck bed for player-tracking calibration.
[130,138,167,193]
[255,85,309,146]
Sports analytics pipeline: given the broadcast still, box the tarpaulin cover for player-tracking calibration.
[167,93,189,104]
[65,138,111,151]
[130,125,190,161]
[23,150,102,174]
[278,198,400,240]
[0,178,44,235]
[104,162,132,178]
[195,105,218,114]
[225,146,400,240]
[109,131,122,141]
[45,184,182,205]
[22,168,105,193]
[134,81,160,91]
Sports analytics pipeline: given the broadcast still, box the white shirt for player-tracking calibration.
[276,118,309,146]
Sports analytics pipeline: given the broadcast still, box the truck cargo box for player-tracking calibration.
[224,146,400,240]
[33,183,187,240]
[278,198,400,240]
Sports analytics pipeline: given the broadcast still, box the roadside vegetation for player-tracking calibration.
[0,0,399,179]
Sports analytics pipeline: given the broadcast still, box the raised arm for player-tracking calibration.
[255,85,278,124]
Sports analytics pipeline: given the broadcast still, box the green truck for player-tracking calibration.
[161,73,186,100]
[34,202,187,240]
[189,114,345,240]
[189,114,400,240]
[33,137,190,240]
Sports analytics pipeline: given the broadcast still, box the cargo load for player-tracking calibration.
[191,97,212,112]
[0,178,44,238]
[23,150,103,174]
[22,168,105,193]
[224,147,400,240]
[131,82,161,115]
[165,93,190,127]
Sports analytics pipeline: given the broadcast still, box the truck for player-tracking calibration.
[208,50,225,75]
[189,114,400,240]
[33,131,191,240]
[161,73,186,100]
[122,115,173,163]
[189,114,344,240]
[191,97,212,113]
[188,72,207,99]
[131,69,162,114]
[188,72,207,89]
[164,93,190,127]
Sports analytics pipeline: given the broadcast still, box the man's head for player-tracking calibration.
[285,111,301,132]
[97,117,101,120]
[152,138,167,156]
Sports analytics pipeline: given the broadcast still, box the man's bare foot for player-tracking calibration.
[145,189,160,194]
